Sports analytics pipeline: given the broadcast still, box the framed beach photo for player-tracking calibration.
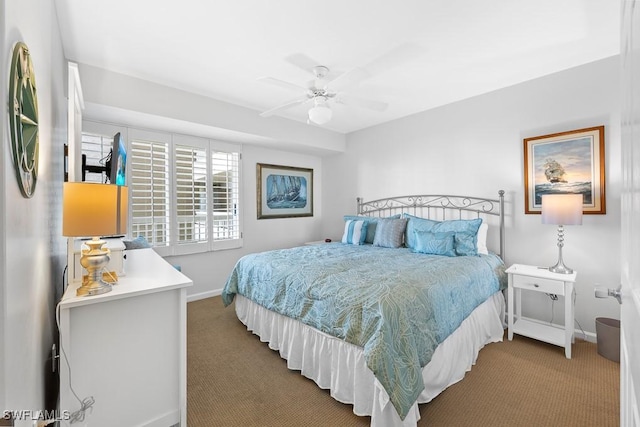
[524,126,605,214]
[257,163,313,219]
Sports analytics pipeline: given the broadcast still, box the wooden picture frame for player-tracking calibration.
[257,163,313,219]
[524,125,605,214]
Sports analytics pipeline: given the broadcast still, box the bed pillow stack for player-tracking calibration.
[404,214,482,256]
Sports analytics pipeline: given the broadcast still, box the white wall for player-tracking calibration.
[1,0,67,423]
[323,56,622,337]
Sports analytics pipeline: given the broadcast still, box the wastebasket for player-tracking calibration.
[595,317,620,362]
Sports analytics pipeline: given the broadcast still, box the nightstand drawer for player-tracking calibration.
[512,274,564,295]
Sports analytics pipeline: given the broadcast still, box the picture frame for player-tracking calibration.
[523,125,605,214]
[257,163,313,219]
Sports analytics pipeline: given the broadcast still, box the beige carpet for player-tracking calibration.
[187,296,619,427]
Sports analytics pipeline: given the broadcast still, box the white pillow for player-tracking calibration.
[477,222,489,255]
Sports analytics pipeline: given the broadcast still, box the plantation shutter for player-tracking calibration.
[174,135,209,254]
[129,129,171,253]
[211,149,241,247]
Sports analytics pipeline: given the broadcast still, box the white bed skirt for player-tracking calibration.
[235,291,506,427]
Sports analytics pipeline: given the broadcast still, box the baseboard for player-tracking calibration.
[577,330,597,343]
[187,289,222,302]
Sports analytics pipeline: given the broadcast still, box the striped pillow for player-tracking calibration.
[373,218,407,248]
[341,220,368,245]
[343,214,402,244]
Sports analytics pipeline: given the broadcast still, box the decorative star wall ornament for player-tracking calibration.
[9,42,40,198]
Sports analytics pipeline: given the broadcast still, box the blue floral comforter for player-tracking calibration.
[222,243,506,419]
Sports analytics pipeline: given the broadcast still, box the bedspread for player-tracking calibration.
[222,243,506,419]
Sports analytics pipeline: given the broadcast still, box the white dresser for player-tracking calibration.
[58,248,192,426]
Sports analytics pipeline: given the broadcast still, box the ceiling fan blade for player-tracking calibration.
[285,53,322,74]
[337,94,388,112]
[260,96,309,117]
[258,76,309,93]
[327,67,371,92]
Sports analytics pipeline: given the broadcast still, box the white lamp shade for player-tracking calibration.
[63,182,128,237]
[308,104,332,124]
[541,194,583,225]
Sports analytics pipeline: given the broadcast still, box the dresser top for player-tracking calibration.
[59,248,192,309]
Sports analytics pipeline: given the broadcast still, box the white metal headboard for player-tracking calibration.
[357,191,506,260]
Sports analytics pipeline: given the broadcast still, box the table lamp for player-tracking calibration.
[63,182,128,296]
[541,194,583,274]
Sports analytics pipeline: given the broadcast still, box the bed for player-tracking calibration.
[222,192,507,426]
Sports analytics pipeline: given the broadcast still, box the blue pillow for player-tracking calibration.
[123,235,151,250]
[373,218,407,248]
[412,230,456,256]
[341,220,368,245]
[403,214,482,256]
[343,214,401,244]
[453,232,478,257]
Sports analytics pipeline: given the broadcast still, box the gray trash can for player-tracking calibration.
[595,317,620,362]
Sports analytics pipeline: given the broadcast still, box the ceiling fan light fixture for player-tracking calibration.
[308,98,332,125]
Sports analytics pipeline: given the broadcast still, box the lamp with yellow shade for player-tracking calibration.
[63,182,128,296]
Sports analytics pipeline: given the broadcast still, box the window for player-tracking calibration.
[80,132,112,183]
[211,146,241,246]
[129,129,171,249]
[173,134,208,254]
[82,121,243,255]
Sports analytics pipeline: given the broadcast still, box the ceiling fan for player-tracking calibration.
[258,53,393,125]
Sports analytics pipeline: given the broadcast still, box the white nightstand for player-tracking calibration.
[506,264,577,359]
[304,239,334,245]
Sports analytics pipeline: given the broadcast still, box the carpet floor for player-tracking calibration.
[187,296,619,427]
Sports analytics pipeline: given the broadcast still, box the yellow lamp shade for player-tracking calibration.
[63,182,128,237]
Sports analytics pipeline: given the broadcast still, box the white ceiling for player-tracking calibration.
[53,0,620,135]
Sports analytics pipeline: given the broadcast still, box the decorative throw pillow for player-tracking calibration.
[412,230,456,256]
[403,214,482,256]
[341,220,368,245]
[343,214,401,244]
[123,235,151,250]
[454,232,478,257]
[373,218,408,248]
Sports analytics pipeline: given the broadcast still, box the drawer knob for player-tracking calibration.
[533,283,539,287]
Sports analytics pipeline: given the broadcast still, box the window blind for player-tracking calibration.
[129,138,170,247]
[212,151,241,241]
[175,144,208,244]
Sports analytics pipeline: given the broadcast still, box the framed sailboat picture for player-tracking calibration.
[524,125,605,214]
[257,163,313,219]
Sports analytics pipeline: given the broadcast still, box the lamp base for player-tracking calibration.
[548,224,574,274]
[548,264,574,275]
[76,280,112,296]
[77,238,112,297]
